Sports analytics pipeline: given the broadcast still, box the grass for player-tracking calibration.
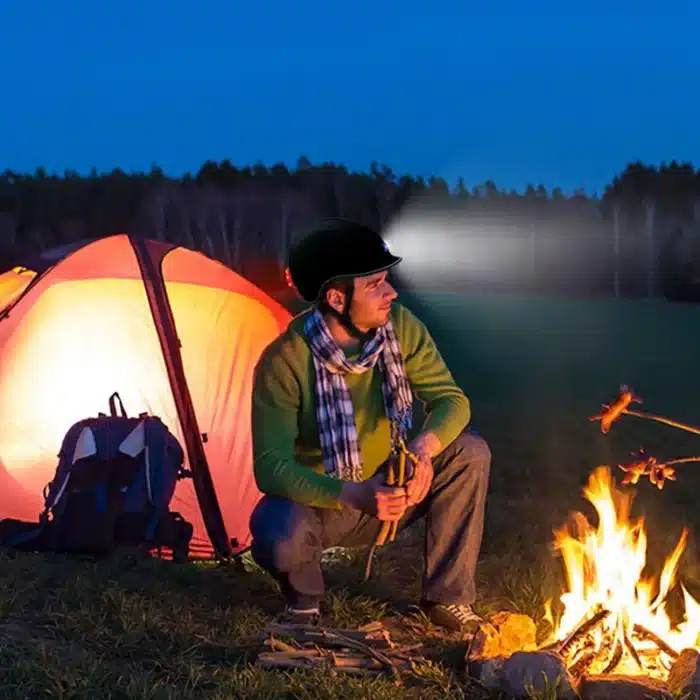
[4,288,700,698]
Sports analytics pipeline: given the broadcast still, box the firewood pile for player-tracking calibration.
[542,604,680,680]
[255,621,430,679]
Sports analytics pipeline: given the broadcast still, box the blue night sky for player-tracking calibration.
[1,0,698,196]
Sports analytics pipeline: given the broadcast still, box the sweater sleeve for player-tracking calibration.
[399,306,471,450]
[251,346,344,508]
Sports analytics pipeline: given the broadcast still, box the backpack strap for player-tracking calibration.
[143,419,164,540]
[109,392,127,418]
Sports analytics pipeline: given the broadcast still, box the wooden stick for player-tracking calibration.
[358,621,385,633]
[363,440,418,581]
[633,624,679,660]
[268,636,300,653]
[389,449,407,542]
[264,646,324,658]
[556,606,610,657]
[568,647,597,679]
[264,622,392,649]
[622,628,644,670]
[622,409,700,437]
[257,653,387,673]
[287,627,402,680]
[601,636,623,674]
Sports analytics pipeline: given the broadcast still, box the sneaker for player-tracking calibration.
[280,605,321,626]
[421,601,483,634]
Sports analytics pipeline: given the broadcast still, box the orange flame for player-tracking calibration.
[544,466,700,676]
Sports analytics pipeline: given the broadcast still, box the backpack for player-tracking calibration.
[0,392,194,562]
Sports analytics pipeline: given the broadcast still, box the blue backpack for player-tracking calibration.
[0,392,194,561]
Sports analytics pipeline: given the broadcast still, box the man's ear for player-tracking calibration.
[325,286,346,314]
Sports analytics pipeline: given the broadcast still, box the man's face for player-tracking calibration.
[326,271,398,332]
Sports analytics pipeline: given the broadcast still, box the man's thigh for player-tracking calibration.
[250,495,381,550]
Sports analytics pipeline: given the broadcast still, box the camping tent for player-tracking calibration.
[0,233,292,559]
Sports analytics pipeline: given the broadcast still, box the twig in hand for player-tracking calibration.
[362,439,418,582]
[388,447,408,543]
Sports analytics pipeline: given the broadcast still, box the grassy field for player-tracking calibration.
[3,290,700,699]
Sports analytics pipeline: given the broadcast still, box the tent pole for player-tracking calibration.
[128,235,232,560]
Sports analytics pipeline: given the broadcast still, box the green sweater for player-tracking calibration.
[251,303,471,509]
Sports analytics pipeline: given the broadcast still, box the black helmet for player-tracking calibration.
[287,218,401,303]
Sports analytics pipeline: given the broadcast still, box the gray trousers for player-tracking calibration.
[249,429,491,609]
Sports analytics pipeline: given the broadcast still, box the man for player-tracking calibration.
[249,219,491,634]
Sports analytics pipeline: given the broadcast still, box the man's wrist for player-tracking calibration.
[409,432,442,461]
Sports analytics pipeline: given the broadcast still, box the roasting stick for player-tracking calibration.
[622,409,700,437]
[363,439,418,582]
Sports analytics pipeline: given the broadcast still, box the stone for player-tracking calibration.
[500,650,579,699]
[668,648,700,699]
[580,674,672,700]
[466,654,506,692]
[470,611,538,659]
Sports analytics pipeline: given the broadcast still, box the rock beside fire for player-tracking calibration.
[470,611,538,658]
[468,649,578,699]
[579,674,672,700]
[667,648,700,698]
[502,651,579,699]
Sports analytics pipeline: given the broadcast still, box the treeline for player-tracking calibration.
[1,157,700,301]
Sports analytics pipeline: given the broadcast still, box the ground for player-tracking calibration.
[3,290,700,699]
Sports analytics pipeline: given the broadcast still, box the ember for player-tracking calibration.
[541,466,700,680]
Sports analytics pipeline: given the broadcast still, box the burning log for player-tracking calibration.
[601,636,624,674]
[541,462,700,683]
[555,606,611,657]
[634,624,680,662]
[568,645,598,679]
[623,628,644,671]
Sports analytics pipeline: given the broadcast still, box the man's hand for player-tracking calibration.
[339,476,407,521]
[404,432,441,508]
[405,454,433,507]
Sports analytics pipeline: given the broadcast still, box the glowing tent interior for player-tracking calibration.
[0,234,292,559]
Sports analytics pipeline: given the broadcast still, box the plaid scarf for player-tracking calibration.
[303,308,413,481]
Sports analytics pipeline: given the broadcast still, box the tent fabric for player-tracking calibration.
[0,234,291,558]
[0,267,36,312]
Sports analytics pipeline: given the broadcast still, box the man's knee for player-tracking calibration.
[456,429,491,462]
[442,429,492,478]
[250,496,321,572]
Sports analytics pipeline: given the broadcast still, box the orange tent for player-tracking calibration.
[0,234,291,559]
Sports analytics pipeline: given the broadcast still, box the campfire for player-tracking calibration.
[540,465,700,680]
[467,387,700,698]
